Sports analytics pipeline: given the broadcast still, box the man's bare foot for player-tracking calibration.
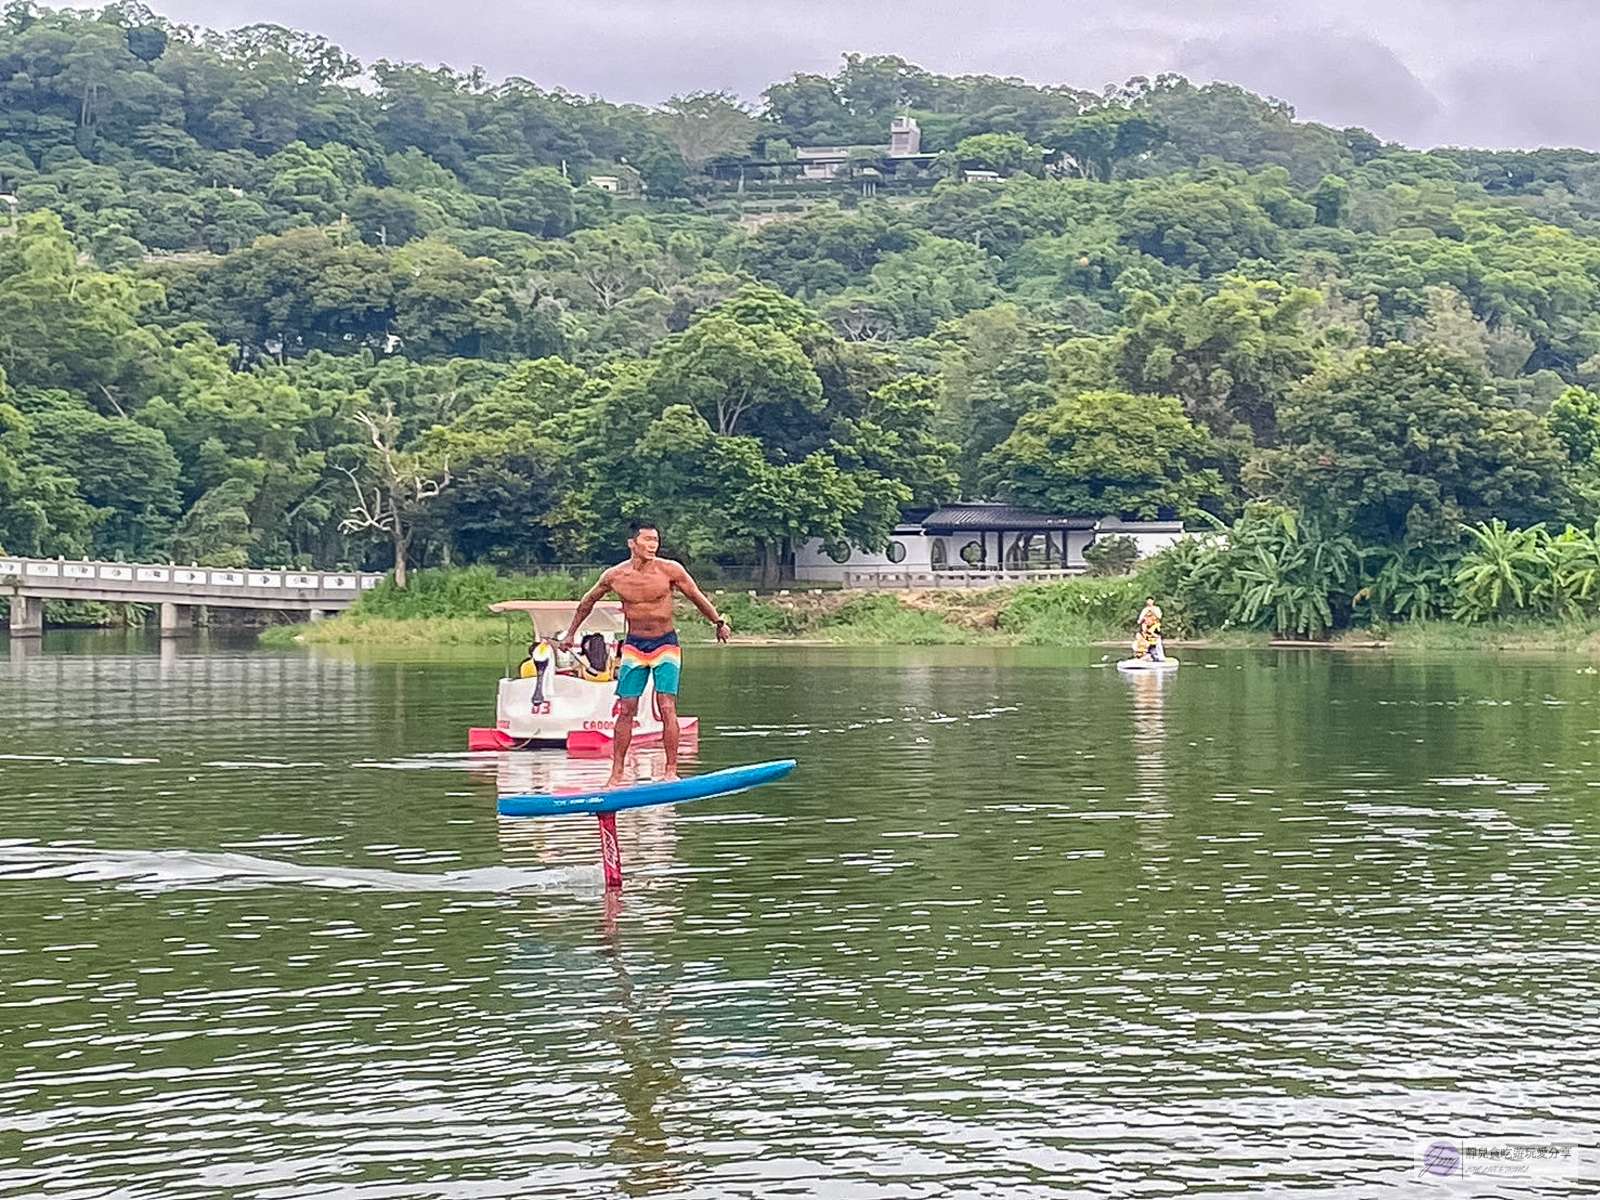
[662,770,680,782]
[604,774,626,788]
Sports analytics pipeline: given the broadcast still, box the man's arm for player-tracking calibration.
[559,571,616,648]
[671,563,731,642]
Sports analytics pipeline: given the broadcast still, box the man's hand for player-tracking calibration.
[554,632,576,653]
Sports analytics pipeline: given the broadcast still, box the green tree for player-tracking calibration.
[742,203,912,298]
[176,227,395,357]
[618,404,898,587]
[499,167,577,238]
[831,376,959,509]
[1111,278,1321,446]
[1548,386,1600,467]
[346,186,441,247]
[1355,543,1458,622]
[19,396,182,556]
[711,435,895,587]
[427,356,595,562]
[982,390,1223,519]
[1452,519,1549,619]
[656,92,756,174]
[1118,178,1281,275]
[0,399,96,556]
[1051,110,1165,182]
[262,140,363,222]
[1308,174,1349,226]
[862,234,1000,338]
[338,402,451,587]
[0,212,159,407]
[1206,504,1361,638]
[930,304,1063,490]
[166,476,258,567]
[421,426,586,565]
[390,239,514,360]
[950,133,1044,177]
[1262,345,1572,546]
[135,338,355,568]
[1137,80,1352,186]
[1082,534,1140,575]
[836,53,934,117]
[762,72,851,145]
[647,313,822,438]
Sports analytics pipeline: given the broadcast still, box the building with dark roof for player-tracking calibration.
[794,503,1186,588]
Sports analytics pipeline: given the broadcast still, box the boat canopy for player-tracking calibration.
[489,600,627,639]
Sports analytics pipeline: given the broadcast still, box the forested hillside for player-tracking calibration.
[5,2,1600,607]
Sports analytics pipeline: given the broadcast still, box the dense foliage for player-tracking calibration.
[4,4,1600,619]
[1136,505,1600,639]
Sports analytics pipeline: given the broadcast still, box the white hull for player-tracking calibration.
[494,673,666,743]
[1116,658,1180,672]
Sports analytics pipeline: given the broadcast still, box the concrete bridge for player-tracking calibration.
[2,556,384,636]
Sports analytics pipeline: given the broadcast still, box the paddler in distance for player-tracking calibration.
[557,518,731,786]
[1133,595,1165,661]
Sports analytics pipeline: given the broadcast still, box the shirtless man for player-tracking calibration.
[557,519,730,785]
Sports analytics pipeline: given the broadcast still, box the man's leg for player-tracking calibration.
[608,696,640,787]
[657,694,679,780]
[651,643,683,780]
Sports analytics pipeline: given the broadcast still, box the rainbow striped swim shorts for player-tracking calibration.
[616,631,681,698]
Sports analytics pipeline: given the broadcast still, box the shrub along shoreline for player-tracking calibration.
[257,567,1151,648]
[255,565,1600,653]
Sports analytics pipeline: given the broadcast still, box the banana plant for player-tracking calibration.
[1218,504,1359,638]
[1357,544,1458,622]
[1539,522,1600,617]
[1452,520,1549,620]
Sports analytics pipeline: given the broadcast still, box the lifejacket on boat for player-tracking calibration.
[574,632,616,683]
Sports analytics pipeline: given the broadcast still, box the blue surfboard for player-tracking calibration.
[496,759,796,818]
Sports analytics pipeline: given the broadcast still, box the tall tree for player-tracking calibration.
[982,389,1224,519]
[1259,345,1572,546]
[339,404,451,586]
[647,313,822,438]
[657,91,755,174]
[1111,278,1322,446]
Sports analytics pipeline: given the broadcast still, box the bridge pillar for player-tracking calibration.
[8,594,43,637]
[159,602,193,637]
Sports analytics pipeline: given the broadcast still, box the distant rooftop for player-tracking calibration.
[920,504,1099,532]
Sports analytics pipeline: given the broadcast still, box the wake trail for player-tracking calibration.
[0,841,594,895]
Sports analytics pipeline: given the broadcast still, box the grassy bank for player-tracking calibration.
[262,571,1151,648]
[1375,617,1600,654]
[257,567,1600,652]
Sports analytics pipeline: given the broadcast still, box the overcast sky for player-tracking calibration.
[152,0,1600,151]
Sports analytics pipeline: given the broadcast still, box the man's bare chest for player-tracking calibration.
[612,571,673,604]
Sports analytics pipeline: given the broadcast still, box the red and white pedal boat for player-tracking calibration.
[467,600,698,757]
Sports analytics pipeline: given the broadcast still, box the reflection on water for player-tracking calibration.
[1122,668,1177,876]
[1,636,1598,1197]
[1123,667,1169,802]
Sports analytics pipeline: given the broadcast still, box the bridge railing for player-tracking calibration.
[1,556,385,606]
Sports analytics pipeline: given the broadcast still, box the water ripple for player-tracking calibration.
[0,644,1597,1196]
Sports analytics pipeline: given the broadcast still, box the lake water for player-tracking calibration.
[2,634,1598,1198]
